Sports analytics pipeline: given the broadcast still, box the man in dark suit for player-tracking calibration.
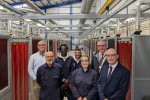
[97,48,130,100]
[91,40,108,75]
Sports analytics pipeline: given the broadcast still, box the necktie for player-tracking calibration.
[99,54,104,66]
[107,66,113,80]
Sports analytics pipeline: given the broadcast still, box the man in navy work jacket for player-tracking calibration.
[37,51,61,100]
[73,48,82,70]
[54,44,75,100]
[91,40,108,75]
[97,48,130,100]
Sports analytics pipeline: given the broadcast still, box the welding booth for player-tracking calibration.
[83,35,150,100]
[0,34,58,100]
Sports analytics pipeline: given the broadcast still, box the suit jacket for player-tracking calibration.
[97,63,130,100]
[91,51,108,75]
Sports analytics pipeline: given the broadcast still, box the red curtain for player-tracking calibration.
[11,42,29,100]
[117,41,132,100]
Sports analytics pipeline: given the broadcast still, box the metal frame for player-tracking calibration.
[106,37,117,51]
[0,34,11,98]
[1,13,150,20]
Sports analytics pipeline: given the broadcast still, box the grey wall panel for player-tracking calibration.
[132,35,150,100]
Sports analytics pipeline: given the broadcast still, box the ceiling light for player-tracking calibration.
[0,6,4,9]
[14,4,28,8]
[37,23,42,26]
[25,19,31,21]
[74,8,76,9]
[46,28,50,30]
[126,18,135,22]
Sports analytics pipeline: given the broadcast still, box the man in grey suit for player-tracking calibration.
[91,40,108,75]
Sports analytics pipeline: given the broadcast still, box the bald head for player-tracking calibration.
[97,40,107,53]
[106,48,117,54]
[46,51,54,56]
[106,48,118,66]
[45,51,54,65]
[37,41,45,53]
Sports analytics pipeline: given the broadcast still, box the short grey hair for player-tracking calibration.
[97,40,107,45]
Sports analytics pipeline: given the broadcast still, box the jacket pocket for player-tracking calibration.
[53,76,60,79]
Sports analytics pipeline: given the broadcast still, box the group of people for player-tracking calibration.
[28,40,130,100]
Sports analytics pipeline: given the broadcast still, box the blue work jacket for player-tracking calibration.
[71,68,98,100]
[37,62,61,100]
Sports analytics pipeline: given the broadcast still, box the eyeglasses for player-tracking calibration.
[81,60,89,62]
[38,44,45,46]
[97,45,106,47]
[75,52,81,54]
[61,48,67,51]
[46,56,54,58]
[106,54,117,57]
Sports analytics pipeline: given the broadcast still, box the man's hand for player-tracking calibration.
[83,97,87,100]
[104,99,108,100]
[64,79,69,84]
[77,97,83,100]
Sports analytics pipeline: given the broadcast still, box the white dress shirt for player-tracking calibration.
[28,52,46,80]
[107,61,118,77]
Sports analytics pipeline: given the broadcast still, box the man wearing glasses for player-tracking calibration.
[91,40,108,75]
[54,44,74,100]
[28,41,46,100]
[74,48,82,70]
[97,48,130,100]
[37,51,61,100]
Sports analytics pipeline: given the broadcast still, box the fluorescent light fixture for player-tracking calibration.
[0,6,4,9]
[46,28,50,30]
[14,4,28,8]
[74,8,76,9]
[25,19,31,21]
[37,23,42,26]
[126,18,135,22]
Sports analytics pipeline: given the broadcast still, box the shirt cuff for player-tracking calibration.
[62,78,65,82]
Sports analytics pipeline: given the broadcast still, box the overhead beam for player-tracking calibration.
[0,13,150,19]
[29,24,121,28]
[39,0,82,9]
[9,0,43,6]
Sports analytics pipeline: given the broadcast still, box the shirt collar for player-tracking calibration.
[45,62,55,68]
[99,51,106,56]
[73,56,80,62]
[109,61,118,69]
[58,53,70,59]
[38,51,46,56]
[82,66,90,73]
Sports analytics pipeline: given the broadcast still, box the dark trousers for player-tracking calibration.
[61,93,74,100]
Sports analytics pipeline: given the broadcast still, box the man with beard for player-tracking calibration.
[37,51,61,100]
[74,48,82,70]
[54,44,75,100]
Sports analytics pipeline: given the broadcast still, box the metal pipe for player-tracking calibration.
[7,20,11,33]
[38,27,40,36]
[27,24,30,35]
[79,0,96,27]
[87,0,136,35]
[117,18,120,33]
[136,1,150,29]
